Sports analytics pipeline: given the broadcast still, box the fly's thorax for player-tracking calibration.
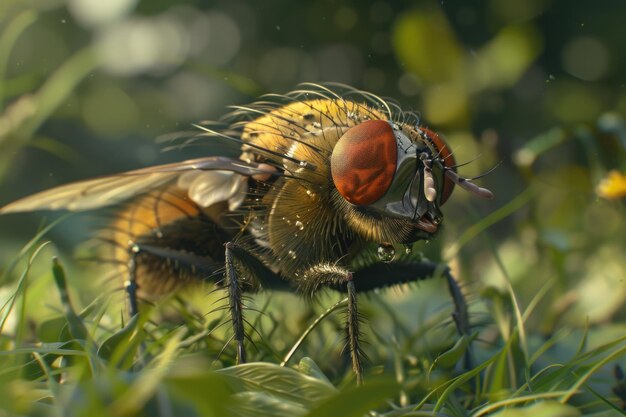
[261,126,352,275]
[240,98,388,165]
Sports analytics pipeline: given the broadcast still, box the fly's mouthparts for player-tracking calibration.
[415,216,438,234]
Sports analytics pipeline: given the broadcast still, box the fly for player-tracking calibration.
[0,83,493,384]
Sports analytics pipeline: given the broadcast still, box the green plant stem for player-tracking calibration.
[281,297,348,367]
[0,10,37,111]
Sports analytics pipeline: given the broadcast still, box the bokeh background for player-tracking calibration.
[0,0,625,413]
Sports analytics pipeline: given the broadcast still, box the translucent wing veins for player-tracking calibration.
[0,157,272,213]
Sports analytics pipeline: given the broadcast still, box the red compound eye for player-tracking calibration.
[331,120,397,205]
[420,127,456,205]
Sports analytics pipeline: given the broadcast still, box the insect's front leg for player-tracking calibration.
[350,260,472,367]
[297,264,364,385]
[345,261,471,337]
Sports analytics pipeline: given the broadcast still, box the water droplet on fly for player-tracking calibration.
[295,220,304,230]
[377,243,396,263]
[404,244,413,255]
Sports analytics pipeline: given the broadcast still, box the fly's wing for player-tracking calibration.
[0,157,272,214]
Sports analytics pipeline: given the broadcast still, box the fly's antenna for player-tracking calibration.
[444,169,495,199]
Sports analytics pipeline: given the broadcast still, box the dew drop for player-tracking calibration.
[404,244,413,255]
[377,243,396,263]
[288,250,297,259]
[295,220,304,230]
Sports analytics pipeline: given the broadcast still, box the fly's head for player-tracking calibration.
[330,119,493,245]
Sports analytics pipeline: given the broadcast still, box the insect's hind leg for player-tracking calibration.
[119,237,223,317]
[125,242,141,317]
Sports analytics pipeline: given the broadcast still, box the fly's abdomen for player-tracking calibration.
[106,186,235,296]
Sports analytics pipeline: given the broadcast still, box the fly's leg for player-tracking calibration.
[224,242,246,364]
[121,236,285,364]
[342,261,473,369]
[126,242,141,317]
[346,261,471,339]
[346,277,363,384]
[122,239,223,317]
[444,270,470,339]
[222,242,291,364]
[445,271,473,370]
[298,264,364,385]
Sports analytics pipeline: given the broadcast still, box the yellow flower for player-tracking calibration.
[596,170,626,200]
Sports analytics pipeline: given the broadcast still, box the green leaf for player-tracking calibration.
[297,357,332,384]
[52,257,89,341]
[430,333,476,370]
[489,401,580,417]
[166,370,234,417]
[303,379,399,417]
[228,391,308,417]
[97,314,142,369]
[38,316,72,343]
[218,362,337,408]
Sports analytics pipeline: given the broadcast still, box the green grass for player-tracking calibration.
[0,226,625,417]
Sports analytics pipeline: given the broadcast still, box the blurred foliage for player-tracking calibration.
[0,0,626,416]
